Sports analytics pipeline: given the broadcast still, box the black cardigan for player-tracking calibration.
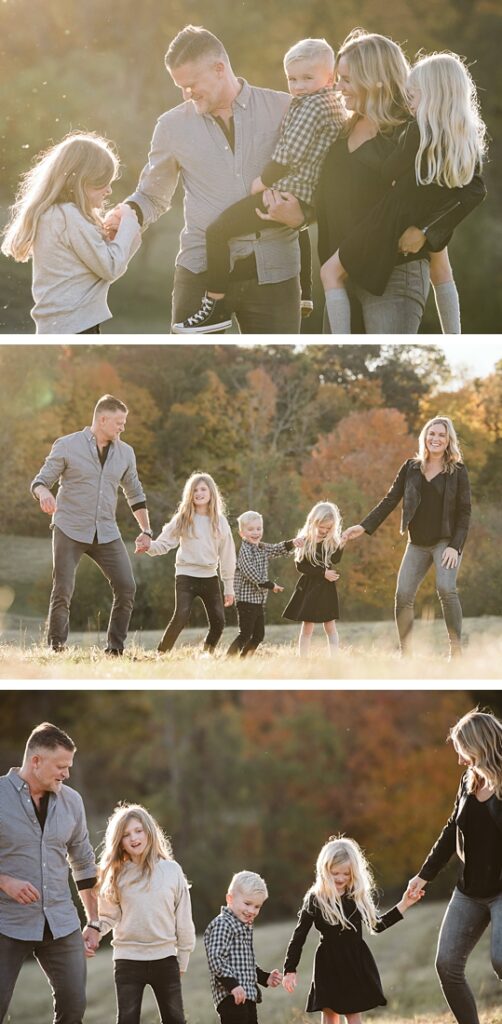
[360,459,471,553]
[419,772,502,886]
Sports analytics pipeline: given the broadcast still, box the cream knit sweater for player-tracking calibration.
[147,512,236,595]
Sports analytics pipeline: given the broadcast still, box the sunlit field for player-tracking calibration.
[1,617,501,680]
[5,902,501,1023]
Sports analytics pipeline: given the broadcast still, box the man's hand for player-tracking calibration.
[231,985,246,1005]
[224,594,235,607]
[135,533,152,554]
[251,176,266,195]
[267,969,282,987]
[398,225,426,255]
[35,485,57,515]
[82,925,100,958]
[0,875,41,904]
[256,190,304,228]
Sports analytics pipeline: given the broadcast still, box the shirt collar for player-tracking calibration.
[232,78,251,110]
[7,767,56,802]
[221,905,252,930]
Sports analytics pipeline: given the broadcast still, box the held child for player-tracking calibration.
[321,52,487,334]
[283,501,343,657]
[173,38,346,333]
[204,870,282,1024]
[1,131,141,333]
[136,472,236,654]
[282,837,423,1024]
[96,803,196,1024]
[227,510,297,657]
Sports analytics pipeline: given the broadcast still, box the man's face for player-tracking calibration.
[30,745,74,794]
[169,58,226,115]
[99,410,127,442]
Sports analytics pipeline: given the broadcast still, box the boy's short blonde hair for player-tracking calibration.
[228,870,268,899]
[237,510,263,530]
[284,38,335,72]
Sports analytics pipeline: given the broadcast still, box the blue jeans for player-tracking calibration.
[436,888,502,1024]
[354,259,430,333]
[114,956,186,1024]
[395,539,463,654]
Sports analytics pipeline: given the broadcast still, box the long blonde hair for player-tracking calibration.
[408,53,487,187]
[1,131,119,262]
[414,416,463,475]
[168,471,226,540]
[450,709,502,799]
[335,29,410,132]
[307,836,379,932]
[98,803,173,905]
[296,501,342,566]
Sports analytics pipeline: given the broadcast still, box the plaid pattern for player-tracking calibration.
[204,906,262,1008]
[234,539,292,604]
[271,88,346,204]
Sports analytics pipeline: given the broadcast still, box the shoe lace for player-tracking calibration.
[185,294,214,326]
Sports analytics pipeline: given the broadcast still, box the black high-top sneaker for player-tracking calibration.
[172,293,232,334]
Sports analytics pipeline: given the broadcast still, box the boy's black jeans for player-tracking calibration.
[217,995,259,1024]
[227,601,265,656]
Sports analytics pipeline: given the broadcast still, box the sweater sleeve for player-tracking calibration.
[174,868,196,971]
[283,900,315,973]
[98,892,122,938]
[218,518,237,595]
[64,205,141,282]
[360,461,409,535]
[147,517,180,557]
[374,905,404,932]
[418,779,464,882]
[421,174,487,251]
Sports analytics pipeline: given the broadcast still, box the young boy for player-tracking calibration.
[204,870,282,1024]
[173,37,346,333]
[227,510,295,657]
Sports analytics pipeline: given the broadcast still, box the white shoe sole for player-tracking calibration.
[171,319,232,334]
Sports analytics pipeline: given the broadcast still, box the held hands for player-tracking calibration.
[399,885,425,913]
[256,190,305,227]
[407,875,428,898]
[102,206,122,240]
[231,985,247,1005]
[282,972,297,993]
[272,584,284,593]
[135,533,152,554]
[398,225,426,255]
[224,594,235,607]
[341,524,365,544]
[82,925,100,958]
[324,569,340,582]
[267,969,282,987]
[36,486,57,515]
[441,546,459,569]
[251,175,266,195]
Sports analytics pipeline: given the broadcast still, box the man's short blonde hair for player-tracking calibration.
[237,510,263,531]
[228,870,268,899]
[284,38,335,73]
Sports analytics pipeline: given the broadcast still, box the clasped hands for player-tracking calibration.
[102,203,138,240]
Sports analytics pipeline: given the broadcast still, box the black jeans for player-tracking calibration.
[158,575,225,653]
[48,526,136,651]
[0,927,86,1024]
[171,266,301,334]
[78,325,101,334]
[227,601,265,656]
[218,996,259,1024]
[114,956,186,1024]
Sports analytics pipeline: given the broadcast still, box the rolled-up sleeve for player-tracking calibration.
[127,115,181,229]
[66,792,97,883]
[31,437,67,496]
[120,451,146,509]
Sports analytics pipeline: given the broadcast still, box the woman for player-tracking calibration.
[408,709,502,1024]
[342,416,471,656]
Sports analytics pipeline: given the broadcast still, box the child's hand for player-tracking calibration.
[251,176,266,194]
[324,569,340,582]
[272,584,284,593]
[292,535,304,549]
[398,887,425,913]
[224,594,235,607]
[102,207,122,240]
[282,972,297,993]
[267,969,282,987]
[135,533,151,554]
[231,985,247,1005]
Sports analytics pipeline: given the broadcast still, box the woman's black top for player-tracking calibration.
[462,795,502,897]
[408,474,446,546]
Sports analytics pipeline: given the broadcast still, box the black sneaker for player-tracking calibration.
[172,293,232,334]
[104,647,123,657]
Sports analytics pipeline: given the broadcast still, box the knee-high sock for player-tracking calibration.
[325,288,351,334]
[299,630,311,658]
[326,632,339,655]
[434,281,461,334]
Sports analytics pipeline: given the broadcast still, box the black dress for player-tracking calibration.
[283,893,403,1015]
[282,545,342,623]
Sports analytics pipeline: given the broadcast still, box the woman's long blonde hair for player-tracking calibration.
[168,471,226,540]
[296,501,342,566]
[414,416,463,475]
[408,52,488,187]
[335,29,410,133]
[1,131,119,262]
[97,803,173,905]
[307,836,379,932]
[450,709,502,799]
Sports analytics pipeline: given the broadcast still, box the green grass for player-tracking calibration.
[5,902,501,1022]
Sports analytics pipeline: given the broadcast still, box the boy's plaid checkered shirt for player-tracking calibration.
[234,539,294,604]
[204,905,270,1009]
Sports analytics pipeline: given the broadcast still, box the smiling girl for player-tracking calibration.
[97,803,195,1024]
[283,500,344,658]
[1,131,140,333]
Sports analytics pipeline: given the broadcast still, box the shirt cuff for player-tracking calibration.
[76,876,97,891]
[131,501,148,512]
[218,975,240,992]
[126,201,144,227]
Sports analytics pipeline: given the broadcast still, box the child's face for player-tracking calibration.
[286,59,333,98]
[192,481,211,509]
[226,889,265,924]
[85,181,113,210]
[121,817,148,861]
[330,860,352,894]
[240,518,263,544]
[315,518,334,541]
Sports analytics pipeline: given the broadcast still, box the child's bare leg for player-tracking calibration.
[345,1014,363,1024]
[299,621,314,657]
[320,252,351,334]
[321,1009,340,1024]
[323,620,339,655]
[430,248,460,333]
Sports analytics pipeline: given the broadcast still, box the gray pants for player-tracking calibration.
[354,259,430,333]
[436,888,502,1024]
[48,526,136,651]
[171,265,301,334]
[0,927,86,1024]
[395,539,462,654]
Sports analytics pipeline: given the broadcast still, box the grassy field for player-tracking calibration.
[5,901,501,1023]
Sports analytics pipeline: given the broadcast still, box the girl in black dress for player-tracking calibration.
[282,501,344,657]
[282,836,423,1024]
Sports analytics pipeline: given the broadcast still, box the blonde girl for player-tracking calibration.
[96,803,195,1024]
[1,131,140,333]
[136,471,236,654]
[282,501,343,657]
[408,709,502,1024]
[282,837,422,1024]
[321,48,487,333]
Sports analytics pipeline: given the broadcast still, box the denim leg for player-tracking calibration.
[356,259,430,334]
[149,956,186,1024]
[35,928,87,1024]
[0,932,34,1023]
[432,540,463,653]
[395,542,433,652]
[88,538,136,652]
[299,227,313,301]
[114,959,145,1024]
[158,576,195,652]
[47,527,87,647]
[228,275,301,334]
[488,892,502,986]
[435,889,490,1024]
[198,577,226,651]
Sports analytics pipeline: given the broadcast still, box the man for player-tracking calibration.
[120,25,302,333]
[0,723,99,1024]
[31,394,152,654]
